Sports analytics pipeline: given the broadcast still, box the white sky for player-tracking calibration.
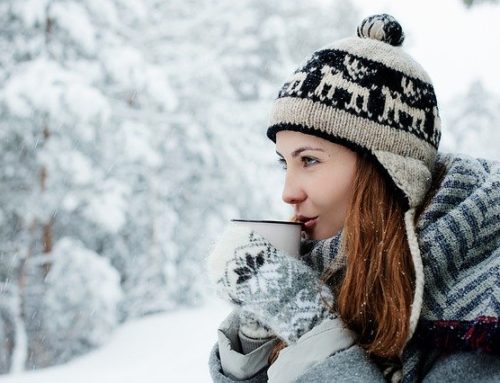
[348,0,500,102]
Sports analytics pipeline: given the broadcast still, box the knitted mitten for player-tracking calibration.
[207,224,338,344]
[239,310,274,339]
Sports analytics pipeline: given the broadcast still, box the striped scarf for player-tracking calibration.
[403,152,500,382]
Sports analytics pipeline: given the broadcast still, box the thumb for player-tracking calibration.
[206,224,255,285]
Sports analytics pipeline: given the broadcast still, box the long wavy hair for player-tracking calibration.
[268,151,446,364]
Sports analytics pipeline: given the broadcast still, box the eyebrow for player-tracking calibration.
[275,146,325,158]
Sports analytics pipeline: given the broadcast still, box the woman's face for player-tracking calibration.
[275,130,358,240]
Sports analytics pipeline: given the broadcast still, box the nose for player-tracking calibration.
[282,171,306,205]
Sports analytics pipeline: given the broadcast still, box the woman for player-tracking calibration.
[207,14,500,382]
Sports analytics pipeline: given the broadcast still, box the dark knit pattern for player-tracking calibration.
[270,48,440,148]
[403,153,500,383]
[357,14,405,46]
[415,153,500,323]
[415,317,500,354]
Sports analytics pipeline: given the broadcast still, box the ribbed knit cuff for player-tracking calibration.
[239,329,276,355]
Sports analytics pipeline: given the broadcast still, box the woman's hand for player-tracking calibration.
[207,224,338,344]
[239,309,275,340]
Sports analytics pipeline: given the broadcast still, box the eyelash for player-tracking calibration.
[277,157,319,170]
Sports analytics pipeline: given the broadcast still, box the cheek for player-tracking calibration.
[321,167,355,207]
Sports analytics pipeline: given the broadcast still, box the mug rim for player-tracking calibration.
[231,219,303,226]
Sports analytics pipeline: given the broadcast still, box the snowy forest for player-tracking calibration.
[0,0,499,377]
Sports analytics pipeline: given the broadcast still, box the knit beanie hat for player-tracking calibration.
[267,13,441,209]
[266,14,442,343]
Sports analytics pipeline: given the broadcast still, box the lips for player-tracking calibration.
[296,215,319,229]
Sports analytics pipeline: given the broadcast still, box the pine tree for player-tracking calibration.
[444,81,500,161]
[23,237,122,368]
[151,0,359,305]
[0,0,360,371]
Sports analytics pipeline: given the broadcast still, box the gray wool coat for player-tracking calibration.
[208,153,500,382]
[208,311,500,382]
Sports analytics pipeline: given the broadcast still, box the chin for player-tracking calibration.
[314,234,329,240]
[313,227,341,240]
[311,231,327,240]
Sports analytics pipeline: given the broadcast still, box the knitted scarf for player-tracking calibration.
[413,152,499,352]
[299,152,500,381]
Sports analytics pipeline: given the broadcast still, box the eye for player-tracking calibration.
[302,156,319,167]
[277,158,287,170]
[277,157,319,170]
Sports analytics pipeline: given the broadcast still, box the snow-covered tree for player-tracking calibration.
[0,0,171,370]
[22,238,122,369]
[0,273,19,373]
[152,0,360,304]
[442,81,500,161]
[462,0,498,8]
[0,0,360,371]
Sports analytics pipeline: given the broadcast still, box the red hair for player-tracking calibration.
[269,153,445,363]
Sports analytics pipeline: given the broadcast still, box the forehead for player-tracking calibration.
[275,130,328,148]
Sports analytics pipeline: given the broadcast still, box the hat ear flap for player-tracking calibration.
[372,150,433,208]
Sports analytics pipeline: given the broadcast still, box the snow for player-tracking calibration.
[55,150,94,186]
[51,2,97,54]
[143,66,179,112]
[0,300,232,383]
[121,121,162,167]
[86,0,120,28]
[10,310,27,374]
[10,0,49,28]
[1,0,499,379]
[101,46,145,87]
[2,58,110,125]
[84,181,130,233]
